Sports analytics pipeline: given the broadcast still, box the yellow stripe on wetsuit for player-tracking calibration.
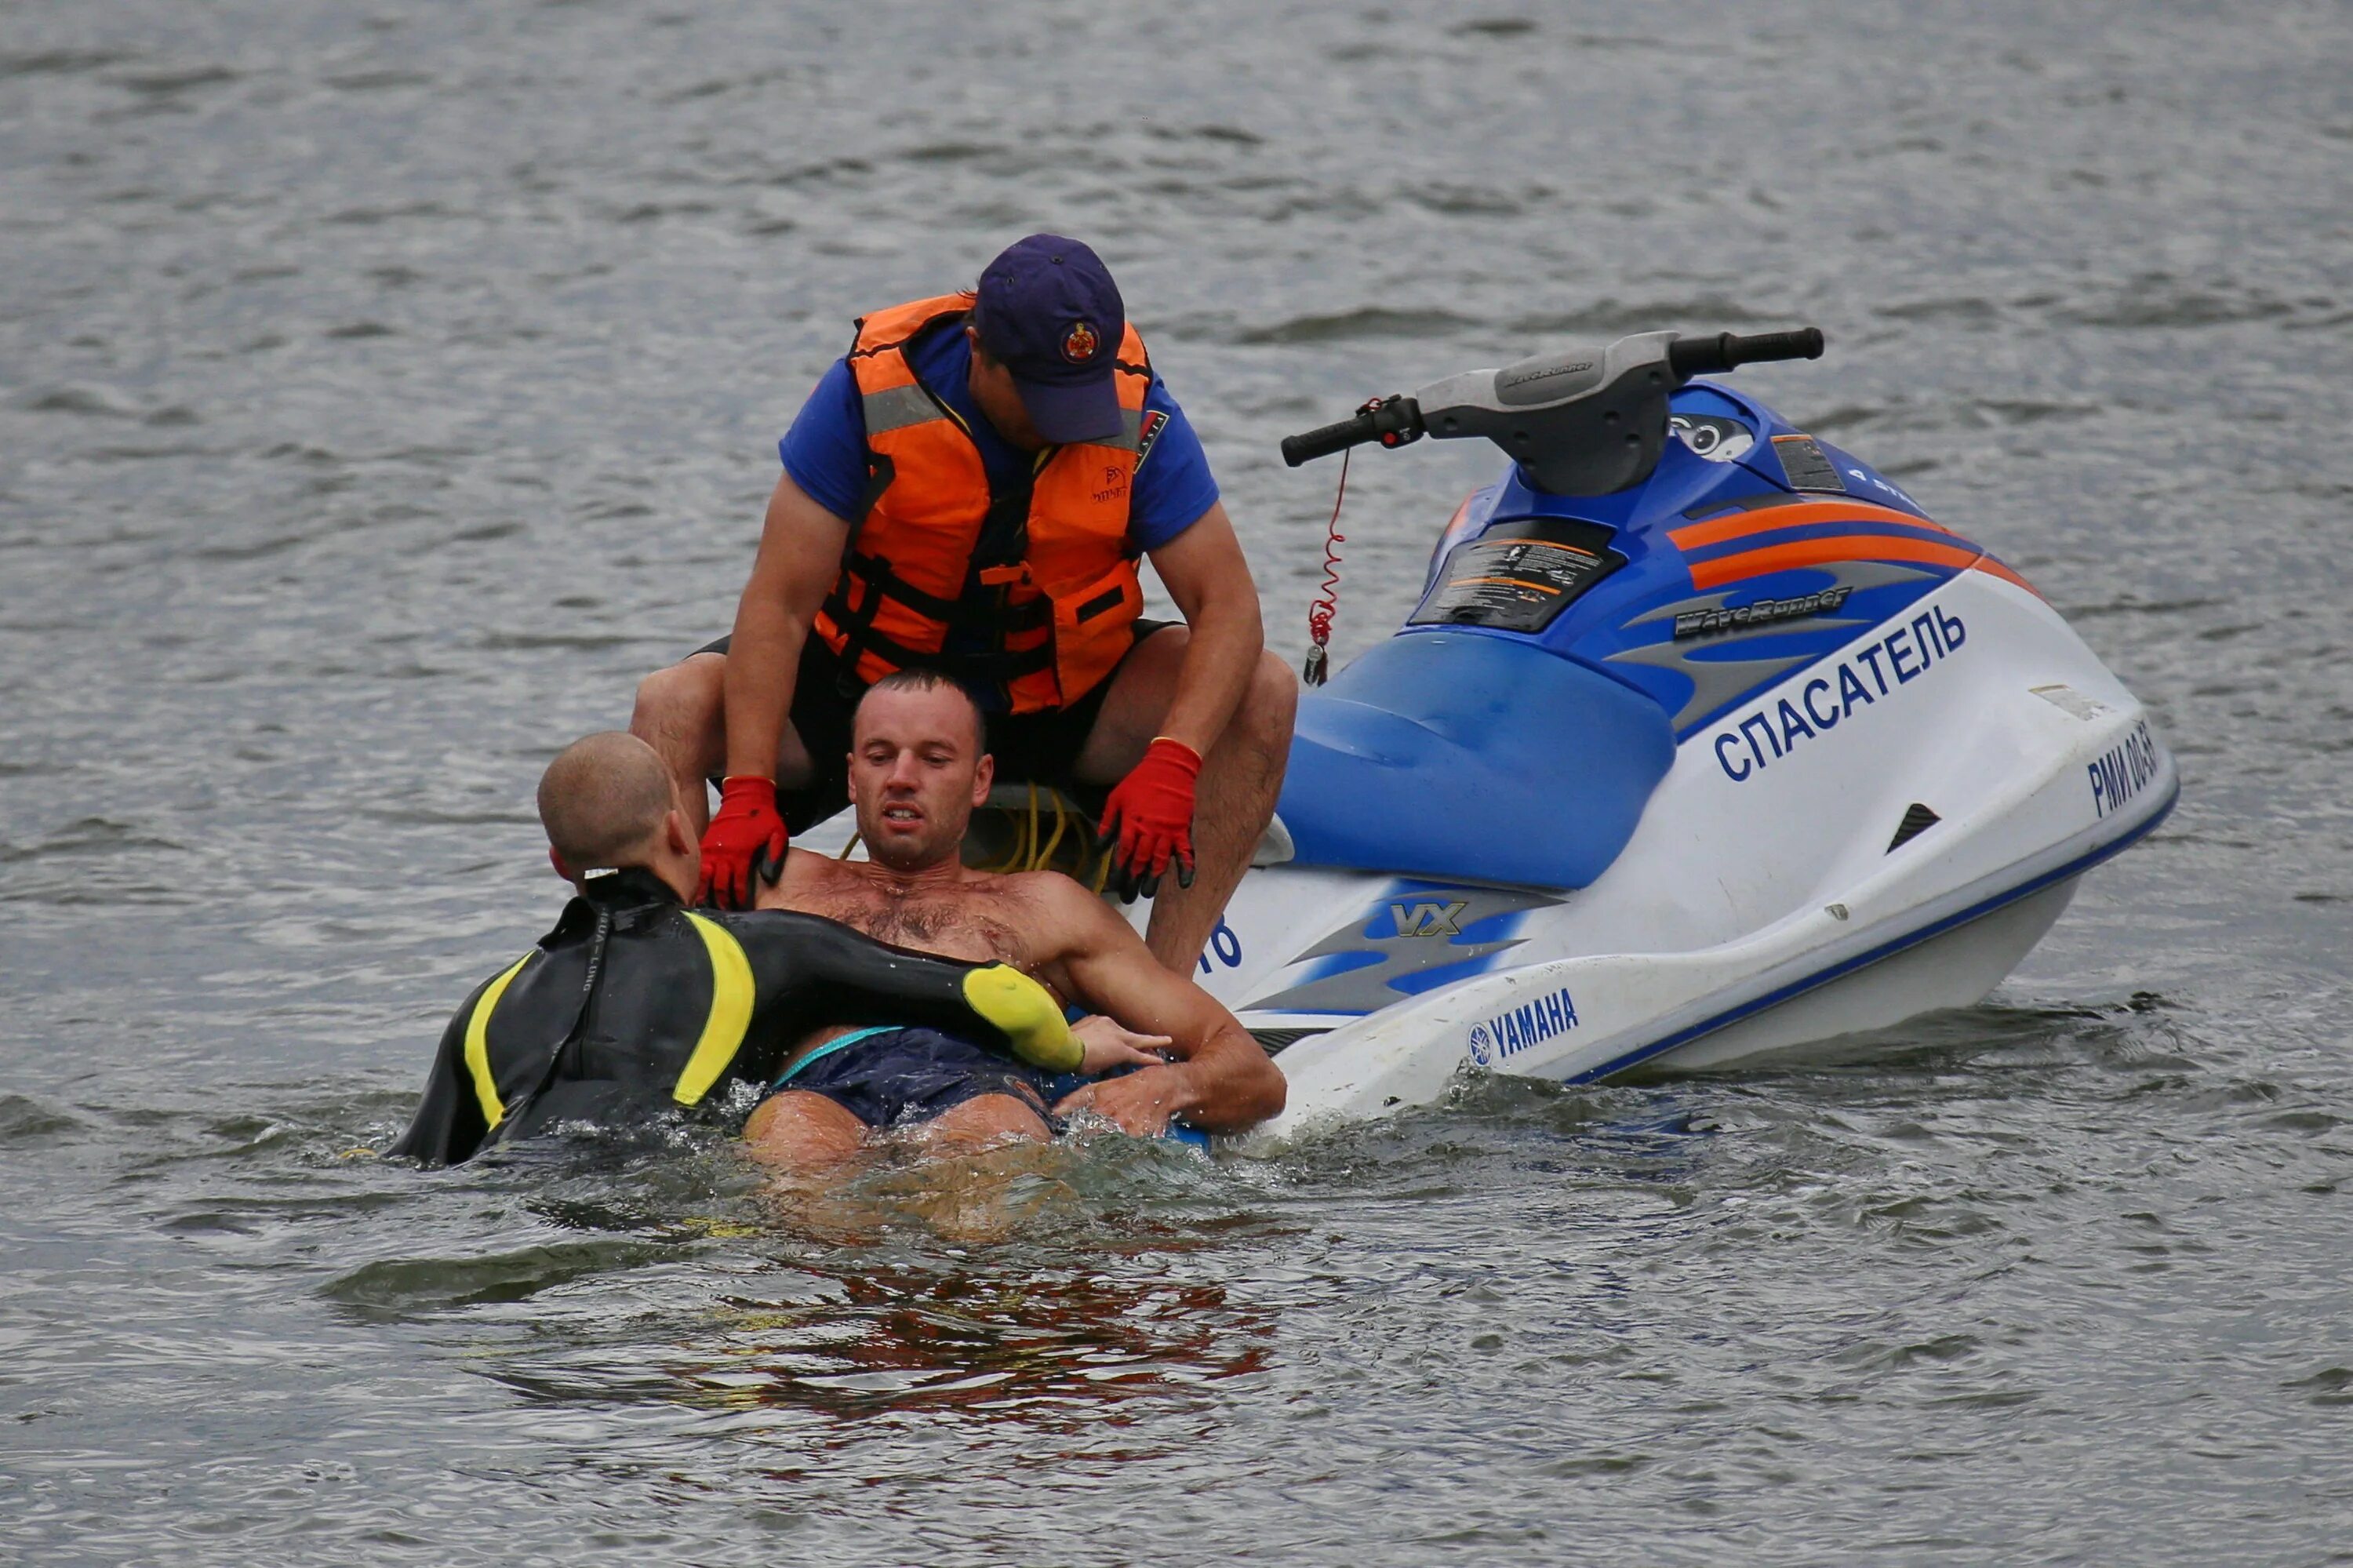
[673,912,757,1107]
[462,954,534,1130]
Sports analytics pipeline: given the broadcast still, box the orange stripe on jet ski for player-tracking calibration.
[1668,499,1956,551]
[1972,555,2042,598]
[1688,535,1986,590]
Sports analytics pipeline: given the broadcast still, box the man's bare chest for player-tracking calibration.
[798,879,1031,968]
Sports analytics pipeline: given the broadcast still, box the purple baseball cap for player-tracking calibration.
[973,234,1126,445]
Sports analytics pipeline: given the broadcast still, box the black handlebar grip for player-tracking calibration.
[1727,327,1826,365]
[1281,412,1376,467]
[1667,327,1827,379]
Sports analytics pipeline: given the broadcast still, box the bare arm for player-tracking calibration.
[1144,501,1264,756]
[724,471,854,780]
[1035,877,1286,1135]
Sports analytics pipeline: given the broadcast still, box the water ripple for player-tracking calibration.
[2,0,2349,1559]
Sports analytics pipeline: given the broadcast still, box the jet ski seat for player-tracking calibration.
[1276,630,1675,890]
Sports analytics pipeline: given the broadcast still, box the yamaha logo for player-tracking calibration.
[1467,986,1579,1061]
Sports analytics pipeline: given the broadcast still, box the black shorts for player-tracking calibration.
[693,620,1170,834]
[768,1025,1053,1130]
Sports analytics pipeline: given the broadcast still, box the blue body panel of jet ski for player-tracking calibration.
[1273,382,1974,891]
[1277,630,1674,890]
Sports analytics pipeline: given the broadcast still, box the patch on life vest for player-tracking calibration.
[1133,409,1169,470]
[1062,321,1100,364]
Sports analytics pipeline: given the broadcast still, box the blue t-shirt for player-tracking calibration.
[777,319,1220,553]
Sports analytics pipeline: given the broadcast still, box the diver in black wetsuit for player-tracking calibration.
[391,732,1077,1167]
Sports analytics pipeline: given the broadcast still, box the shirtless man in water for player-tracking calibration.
[742,668,1286,1170]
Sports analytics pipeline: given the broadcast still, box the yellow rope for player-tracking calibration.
[1035,787,1069,872]
[1000,788,1032,873]
[969,785,1024,875]
[1091,819,1114,894]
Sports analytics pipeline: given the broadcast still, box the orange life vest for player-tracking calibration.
[813,293,1151,714]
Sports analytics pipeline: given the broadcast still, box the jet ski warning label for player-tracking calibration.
[1411,526,1622,633]
[1772,433,1846,493]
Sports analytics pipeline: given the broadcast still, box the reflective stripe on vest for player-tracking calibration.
[815,293,1151,715]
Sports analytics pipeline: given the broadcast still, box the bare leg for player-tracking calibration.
[910,1092,1052,1154]
[1077,628,1297,972]
[742,1088,869,1172]
[629,651,814,835]
[631,653,727,834]
[893,1093,1056,1241]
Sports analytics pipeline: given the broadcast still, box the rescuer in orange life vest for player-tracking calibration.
[631,235,1296,973]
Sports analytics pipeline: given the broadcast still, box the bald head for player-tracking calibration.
[537,732,678,874]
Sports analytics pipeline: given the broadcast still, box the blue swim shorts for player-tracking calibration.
[769,1025,1054,1130]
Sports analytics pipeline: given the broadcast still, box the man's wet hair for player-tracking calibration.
[855,668,988,754]
[537,731,675,870]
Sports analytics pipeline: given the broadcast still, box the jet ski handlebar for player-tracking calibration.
[1278,394,1427,467]
[1664,327,1825,378]
[1281,326,1827,495]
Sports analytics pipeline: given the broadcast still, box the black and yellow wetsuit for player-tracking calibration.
[391,867,1069,1166]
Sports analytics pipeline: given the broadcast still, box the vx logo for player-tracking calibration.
[1390,900,1467,938]
[1246,883,1562,1015]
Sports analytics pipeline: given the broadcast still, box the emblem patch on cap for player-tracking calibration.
[1060,321,1100,365]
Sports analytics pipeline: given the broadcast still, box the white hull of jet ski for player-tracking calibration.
[1187,570,2176,1141]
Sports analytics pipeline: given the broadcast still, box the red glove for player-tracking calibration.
[1097,737,1202,901]
[698,775,787,909]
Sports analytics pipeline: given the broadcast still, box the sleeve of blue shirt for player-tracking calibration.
[1128,376,1221,553]
[776,357,873,523]
[776,356,1220,551]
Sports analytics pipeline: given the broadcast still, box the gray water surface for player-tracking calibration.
[4,2,2351,1562]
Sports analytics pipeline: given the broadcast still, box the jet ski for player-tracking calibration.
[813,327,2178,1141]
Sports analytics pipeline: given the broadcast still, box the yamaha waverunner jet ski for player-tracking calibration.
[809,327,2177,1141]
